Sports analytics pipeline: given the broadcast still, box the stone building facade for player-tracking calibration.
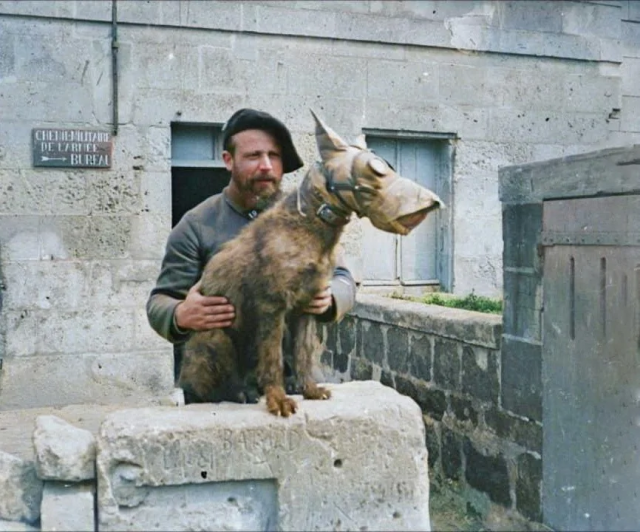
[1,1,639,406]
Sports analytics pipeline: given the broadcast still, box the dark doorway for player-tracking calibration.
[170,166,228,382]
[171,167,229,227]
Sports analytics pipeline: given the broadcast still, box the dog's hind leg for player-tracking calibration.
[255,313,298,417]
[179,330,254,404]
[292,314,331,401]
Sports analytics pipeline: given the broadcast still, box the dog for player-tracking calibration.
[178,111,443,416]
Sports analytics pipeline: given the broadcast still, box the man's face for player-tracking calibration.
[223,129,284,205]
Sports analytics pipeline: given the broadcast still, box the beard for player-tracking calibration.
[234,173,280,202]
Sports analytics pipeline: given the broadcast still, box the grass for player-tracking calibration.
[391,291,503,315]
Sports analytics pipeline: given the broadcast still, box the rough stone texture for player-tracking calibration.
[433,338,461,390]
[499,145,640,204]
[441,429,463,481]
[501,337,542,422]
[96,381,431,532]
[450,396,479,427]
[0,351,174,410]
[0,520,39,532]
[33,415,96,481]
[463,439,511,507]
[485,408,542,454]
[353,294,502,349]
[0,451,42,525]
[40,481,95,532]
[359,320,385,366]
[349,356,373,381]
[408,333,432,382]
[461,346,499,404]
[516,453,542,523]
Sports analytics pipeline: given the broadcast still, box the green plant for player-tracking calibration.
[389,291,503,314]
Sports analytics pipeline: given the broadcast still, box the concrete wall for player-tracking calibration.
[0,1,639,407]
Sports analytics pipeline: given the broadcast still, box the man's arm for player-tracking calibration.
[312,246,357,323]
[146,214,204,343]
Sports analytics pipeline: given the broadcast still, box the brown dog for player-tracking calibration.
[178,111,443,416]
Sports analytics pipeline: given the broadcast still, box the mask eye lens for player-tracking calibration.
[368,158,388,176]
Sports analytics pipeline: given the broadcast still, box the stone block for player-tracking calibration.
[502,202,543,270]
[497,1,562,33]
[450,395,479,427]
[565,74,621,113]
[461,346,500,404]
[33,416,96,481]
[484,408,542,454]
[439,64,497,107]
[503,270,543,341]
[253,3,336,37]
[0,216,40,261]
[499,145,640,204]
[433,338,461,390]
[348,356,371,382]
[359,320,385,366]
[0,519,39,531]
[408,332,432,382]
[621,95,640,132]
[387,326,409,374]
[395,376,446,421]
[380,368,395,389]
[501,337,542,422]
[516,453,542,522]
[334,11,450,48]
[463,438,511,507]
[40,482,95,532]
[0,351,173,410]
[0,451,42,524]
[562,1,622,40]
[366,59,438,102]
[96,381,431,531]
[39,215,132,260]
[423,417,440,471]
[441,428,463,481]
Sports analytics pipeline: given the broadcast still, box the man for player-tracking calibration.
[147,108,357,383]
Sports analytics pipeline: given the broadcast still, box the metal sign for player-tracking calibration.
[32,128,113,168]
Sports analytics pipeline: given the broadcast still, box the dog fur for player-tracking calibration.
[178,111,442,416]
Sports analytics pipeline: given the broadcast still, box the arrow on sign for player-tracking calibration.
[41,155,67,162]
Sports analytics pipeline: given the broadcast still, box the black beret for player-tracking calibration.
[221,108,304,174]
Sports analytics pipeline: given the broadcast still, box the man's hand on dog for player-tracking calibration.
[176,282,332,331]
[175,281,236,331]
[303,285,333,315]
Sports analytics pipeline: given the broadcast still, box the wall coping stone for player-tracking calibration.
[352,293,502,349]
[499,144,640,204]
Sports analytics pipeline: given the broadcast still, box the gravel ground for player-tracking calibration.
[429,481,553,532]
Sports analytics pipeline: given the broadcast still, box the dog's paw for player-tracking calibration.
[303,383,332,401]
[234,387,260,404]
[265,385,298,417]
[284,377,303,395]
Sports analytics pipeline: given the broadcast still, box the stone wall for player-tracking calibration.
[321,294,543,523]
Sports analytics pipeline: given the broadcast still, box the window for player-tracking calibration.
[170,123,228,227]
[362,131,454,292]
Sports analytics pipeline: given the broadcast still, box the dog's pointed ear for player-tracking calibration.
[352,134,367,150]
[310,109,349,160]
